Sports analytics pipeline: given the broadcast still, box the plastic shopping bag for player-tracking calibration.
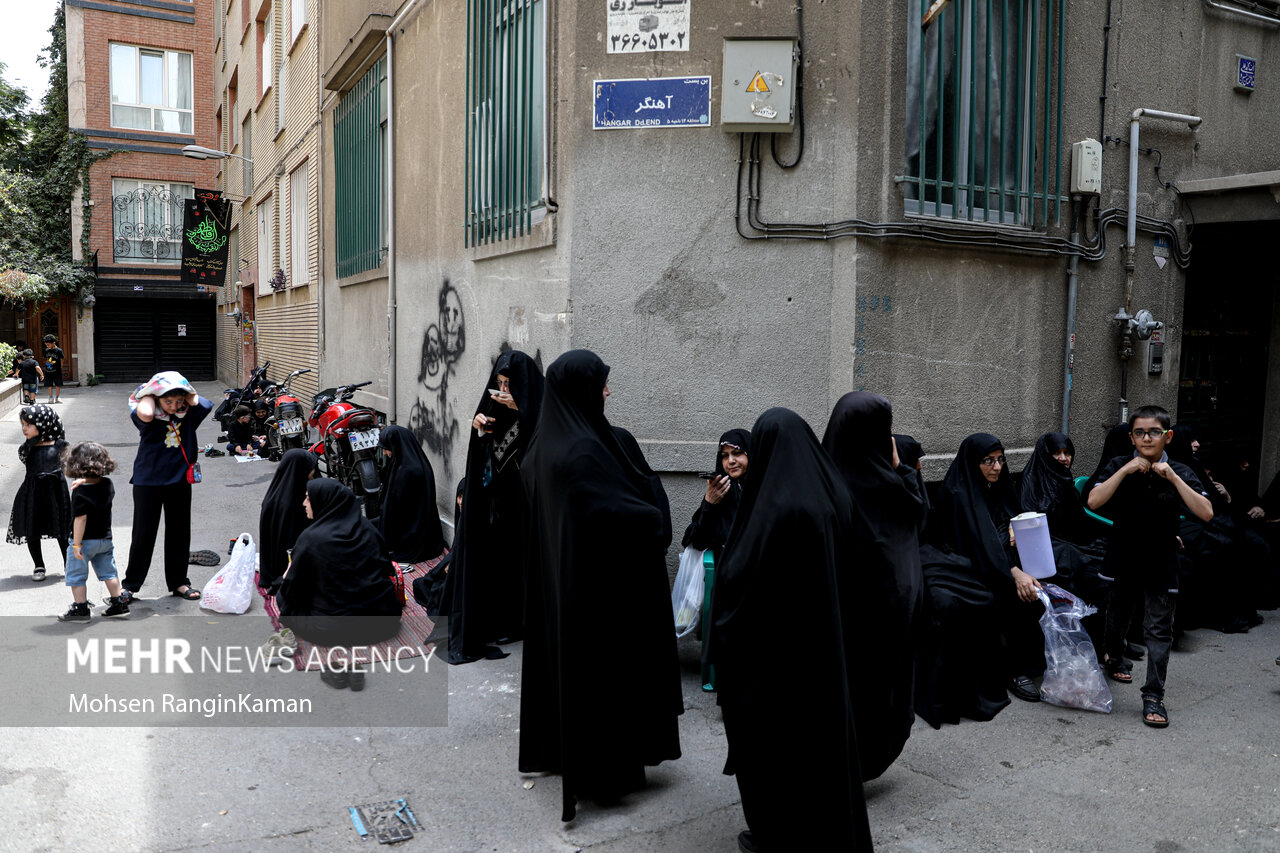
[672,545,706,638]
[1036,583,1112,713]
[201,533,257,615]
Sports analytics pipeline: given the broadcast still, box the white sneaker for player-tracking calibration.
[32,568,46,582]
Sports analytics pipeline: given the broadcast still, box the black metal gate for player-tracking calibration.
[93,295,217,383]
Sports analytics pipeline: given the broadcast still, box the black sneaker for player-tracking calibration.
[348,666,366,692]
[738,831,760,853]
[102,596,131,617]
[320,668,349,689]
[58,602,91,622]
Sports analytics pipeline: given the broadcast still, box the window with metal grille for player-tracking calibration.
[111,179,195,264]
[334,58,386,277]
[465,0,546,247]
[903,0,1065,228]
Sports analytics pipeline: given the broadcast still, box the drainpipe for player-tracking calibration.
[1202,0,1280,25]
[1061,196,1082,435]
[1120,108,1201,421]
[385,0,424,424]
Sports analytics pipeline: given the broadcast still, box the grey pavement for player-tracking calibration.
[0,383,1278,852]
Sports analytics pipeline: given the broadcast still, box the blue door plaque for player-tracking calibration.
[593,76,712,130]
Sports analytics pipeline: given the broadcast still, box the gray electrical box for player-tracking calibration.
[1147,329,1164,375]
[721,38,798,133]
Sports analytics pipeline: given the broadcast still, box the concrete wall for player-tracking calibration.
[316,0,1280,527]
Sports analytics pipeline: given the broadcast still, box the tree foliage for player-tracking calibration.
[0,6,105,305]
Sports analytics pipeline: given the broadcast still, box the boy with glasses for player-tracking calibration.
[1086,405,1213,728]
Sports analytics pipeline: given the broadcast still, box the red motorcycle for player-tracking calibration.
[263,368,312,460]
[308,381,384,517]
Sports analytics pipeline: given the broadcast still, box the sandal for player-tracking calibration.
[172,586,201,600]
[1142,697,1169,728]
[1104,657,1133,684]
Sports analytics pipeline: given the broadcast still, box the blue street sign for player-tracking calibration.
[593,76,712,130]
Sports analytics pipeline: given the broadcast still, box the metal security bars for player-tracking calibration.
[903,0,1066,228]
[334,58,386,278]
[465,0,546,247]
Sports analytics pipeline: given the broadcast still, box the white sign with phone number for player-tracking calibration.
[607,0,689,54]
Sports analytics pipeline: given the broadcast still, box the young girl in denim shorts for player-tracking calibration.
[58,442,130,622]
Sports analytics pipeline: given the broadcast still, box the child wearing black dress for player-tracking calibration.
[6,405,72,581]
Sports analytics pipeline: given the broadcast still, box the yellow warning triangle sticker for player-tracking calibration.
[746,72,770,93]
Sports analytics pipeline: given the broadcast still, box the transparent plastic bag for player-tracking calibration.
[1036,582,1112,713]
[672,545,706,638]
[200,533,257,615]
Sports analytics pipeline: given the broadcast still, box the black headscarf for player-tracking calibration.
[680,428,751,553]
[19,405,66,462]
[706,408,873,850]
[278,479,400,623]
[377,425,446,563]
[1020,432,1090,543]
[471,349,545,447]
[258,448,318,592]
[518,349,681,822]
[932,433,1021,583]
[894,433,925,469]
[1090,424,1135,482]
[821,392,926,782]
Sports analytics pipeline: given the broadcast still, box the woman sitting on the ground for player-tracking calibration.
[929,433,1045,705]
[276,479,403,689]
[1020,433,1109,588]
[257,448,318,595]
[377,425,447,565]
[681,429,751,558]
[226,405,265,457]
[821,392,927,782]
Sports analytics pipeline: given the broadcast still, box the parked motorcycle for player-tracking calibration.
[308,380,384,517]
[214,361,272,438]
[262,368,312,460]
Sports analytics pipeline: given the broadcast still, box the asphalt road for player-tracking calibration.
[0,384,1277,852]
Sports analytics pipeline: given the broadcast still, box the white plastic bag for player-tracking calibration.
[672,545,706,638]
[1036,583,1112,713]
[200,533,257,615]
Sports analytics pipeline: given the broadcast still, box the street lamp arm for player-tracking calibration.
[181,144,254,165]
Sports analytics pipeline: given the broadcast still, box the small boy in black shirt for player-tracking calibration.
[1087,405,1214,728]
[58,441,130,621]
[43,334,65,404]
[14,349,44,405]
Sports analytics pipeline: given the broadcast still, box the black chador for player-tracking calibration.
[376,425,446,564]
[442,350,544,663]
[822,391,927,782]
[518,350,681,822]
[681,428,752,556]
[707,407,873,851]
[257,448,318,594]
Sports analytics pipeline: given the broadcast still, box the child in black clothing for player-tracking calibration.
[1087,405,1214,729]
[14,349,44,405]
[43,334,65,404]
[6,405,71,581]
[58,442,129,622]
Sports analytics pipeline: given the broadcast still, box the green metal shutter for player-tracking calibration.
[334,58,386,277]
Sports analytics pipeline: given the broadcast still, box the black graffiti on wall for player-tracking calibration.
[408,281,466,469]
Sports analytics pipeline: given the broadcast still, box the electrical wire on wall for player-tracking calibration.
[734,1,1193,268]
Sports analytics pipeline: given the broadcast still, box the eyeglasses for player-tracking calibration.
[1131,429,1168,440]
[496,378,511,390]
[979,455,1006,468]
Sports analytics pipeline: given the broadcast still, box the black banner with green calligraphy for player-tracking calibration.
[180,189,230,287]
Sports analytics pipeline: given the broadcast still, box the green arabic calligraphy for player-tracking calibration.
[186,216,227,254]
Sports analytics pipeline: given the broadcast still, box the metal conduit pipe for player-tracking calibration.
[1203,0,1280,25]
[384,0,426,424]
[1062,197,1082,435]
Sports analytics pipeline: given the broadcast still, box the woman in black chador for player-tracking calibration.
[822,391,927,782]
[1022,432,1110,575]
[931,433,1045,702]
[276,479,403,687]
[443,350,544,663]
[257,448,318,595]
[377,425,446,564]
[681,428,751,557]
[707,408,873,853]
[518,349,681,822]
